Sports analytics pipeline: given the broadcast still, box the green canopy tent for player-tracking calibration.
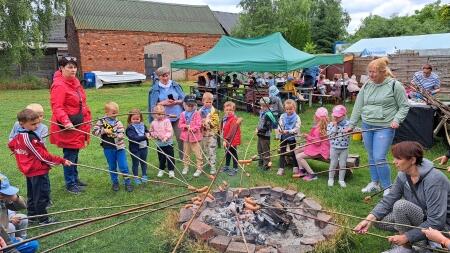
[171,32,343,72]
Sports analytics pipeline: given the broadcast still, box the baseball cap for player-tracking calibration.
[315,107,328,118]
[183,95,197,105]
[332,105,347,117]
[0,174,19,196]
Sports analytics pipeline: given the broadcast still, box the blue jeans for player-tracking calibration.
[362,122,395,188]
[103,148,131,185]
[130,148,148,177]
[10,237,39,253]
[63,148,79,188]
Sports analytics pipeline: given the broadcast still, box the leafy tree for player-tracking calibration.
[0,0,66,72]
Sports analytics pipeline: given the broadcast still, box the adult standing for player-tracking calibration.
[347,57,409,195]
[411,63,440,95]
[148,66,185,159]
[50,56,91,194]
[302,65,320,88]
[354,141,450,253]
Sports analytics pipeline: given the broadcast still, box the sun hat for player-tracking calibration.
[332,105,347,117]
[315,107,328,118]
[0,173,19,196]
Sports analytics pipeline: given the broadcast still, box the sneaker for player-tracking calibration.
[168,171,175,178]
[67,185,81,195]
[112,184,119,192]
[141,175,148,183]
[227,168,238,176]
[182,168,189,175]
[361,181,381,193]
[277,168,285,176]
[76,179,88,187]
[298,168,307,177]
[134,178,142,185]
[39,217,57,225]
[193,170,202,177]
[125,184,133,192]
[221,166,230,172]
[46,200,54,209]
[383,189,390,196]
[210,169,216,175]
[303,174,318,181]
[338,181,347,188]
[381,246,413,253]
[157,170,164,178]
[328,179,334,187]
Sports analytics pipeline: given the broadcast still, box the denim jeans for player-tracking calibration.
[362,122,395,188]
[63,148,79,188]
[130,148,148,177]
[103,148,131,185]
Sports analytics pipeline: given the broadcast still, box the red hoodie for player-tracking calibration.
[222,113,241,147]
[8,131,65,177]
[49,70,92,149]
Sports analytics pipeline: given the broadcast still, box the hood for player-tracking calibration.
[417,158,434,177]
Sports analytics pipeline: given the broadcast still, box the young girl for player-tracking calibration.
[150,105,175,178]
[125,109,149,185]
[93,102,133,192]
[276,99,301,176]
[222,101,242,176]
[327,105,350,187]
[294,107,330,181]
[178,95,204,177]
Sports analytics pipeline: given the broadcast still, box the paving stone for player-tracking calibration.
[256,246,278,253]
[293,192,306,203]
[205,198,217,208]
[212,226,229,236]
[213,189,227,202]
[278,245,314,253]
[226,190,235,202]
[282,189,297,201]
[188,220,215,241]
[226,241,256,253]
[209,235,231,253]
[271,187,285,198]
[300,235,325,245]
[315,212,332,229]
[178,208,193,223]
[322,224,339,239]
[237,188,250,198]
[250,186,271,196]
[302,198,322,215]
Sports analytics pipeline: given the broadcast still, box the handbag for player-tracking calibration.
[59,89,84,129]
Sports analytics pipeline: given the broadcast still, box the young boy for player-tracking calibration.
[199,92,219,175]
[256,97,276,171]
[9,104,48,144]
[221,101,242,176]
[8,109,71,224]
[93,102,133,192]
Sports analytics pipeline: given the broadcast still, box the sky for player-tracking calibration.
[152,0,450,33]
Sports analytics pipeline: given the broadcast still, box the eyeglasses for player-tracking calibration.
[64,56,77,62]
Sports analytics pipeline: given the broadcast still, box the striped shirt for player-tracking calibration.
[412,71,440,92]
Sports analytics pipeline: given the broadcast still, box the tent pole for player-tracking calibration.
[341,65,346,106]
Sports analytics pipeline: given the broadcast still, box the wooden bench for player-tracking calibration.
[309,154,360,178]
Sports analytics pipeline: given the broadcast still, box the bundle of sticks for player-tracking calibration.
[405,82,450,117]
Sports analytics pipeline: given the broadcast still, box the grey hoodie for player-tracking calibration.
[371,159,450,243]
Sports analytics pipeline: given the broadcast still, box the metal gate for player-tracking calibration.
[144,53,162,80]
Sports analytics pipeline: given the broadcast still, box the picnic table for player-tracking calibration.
[298,87,314,107]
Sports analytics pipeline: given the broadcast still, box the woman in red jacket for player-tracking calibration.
[49,56,92,194]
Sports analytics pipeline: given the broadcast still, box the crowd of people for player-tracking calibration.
[1,56,449,253]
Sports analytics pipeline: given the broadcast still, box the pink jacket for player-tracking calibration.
[304,126,330,160]
[178,111,203,143]
[149,118,173,141]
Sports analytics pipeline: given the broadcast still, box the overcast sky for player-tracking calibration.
[153,0,450,33]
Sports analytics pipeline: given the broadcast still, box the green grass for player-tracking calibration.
[1,82,448,253]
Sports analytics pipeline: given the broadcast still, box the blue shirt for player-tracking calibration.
[412,71,440,92]
[303,66,320,81]
[157,83,184,122]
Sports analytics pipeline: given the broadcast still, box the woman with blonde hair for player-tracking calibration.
[347,57,409,195]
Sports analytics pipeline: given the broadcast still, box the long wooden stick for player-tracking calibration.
[312,162,389,175]
[363,185,393,203]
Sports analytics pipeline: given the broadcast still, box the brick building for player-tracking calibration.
[66,0,228,80]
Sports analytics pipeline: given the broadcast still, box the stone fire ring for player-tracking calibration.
[178,186,339,253]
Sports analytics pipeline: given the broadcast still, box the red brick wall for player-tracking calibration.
[66,22,221,80]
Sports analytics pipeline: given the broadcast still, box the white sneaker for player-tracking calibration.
[182,168,189,175]
[210,169,216,175]
[168,171,175,178]
[361,181,380,193]
[383,188,390,196]
[327,179,334,187]
[157,170,164,178]
[338,181,346,188]
[277,168,285,176]
[193,170,202,177]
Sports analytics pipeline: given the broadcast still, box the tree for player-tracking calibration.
[0,0,66,72]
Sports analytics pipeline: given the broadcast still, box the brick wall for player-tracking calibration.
[66,20,221,80]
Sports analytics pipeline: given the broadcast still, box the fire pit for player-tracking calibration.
[178,186,338,253]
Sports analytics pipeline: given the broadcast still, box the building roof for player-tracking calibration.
[212,11,239,35]
[344,33,450,54]
[69,0,224,35]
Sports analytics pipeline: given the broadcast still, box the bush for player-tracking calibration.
[0,74,49,90]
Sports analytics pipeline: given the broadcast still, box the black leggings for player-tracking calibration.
[279,138,298,169]
[225,146,238,168]
[157,145,175,171]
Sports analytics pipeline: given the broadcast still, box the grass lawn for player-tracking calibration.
[1,82,448,253]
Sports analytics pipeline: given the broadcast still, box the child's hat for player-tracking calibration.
[332,105,347,117]
[259,97,271,105]
[183,95,197,104]
[0,173,19,196]
[268,85,279,97]
[315,107,328,118]
[287,76,294,81]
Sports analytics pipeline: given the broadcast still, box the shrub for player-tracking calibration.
[0,74,49,90]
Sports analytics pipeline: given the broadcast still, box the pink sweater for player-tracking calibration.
[149,118,173,143]
[178,111,203,143]
[304,126,330,159]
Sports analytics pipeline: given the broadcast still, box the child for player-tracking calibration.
[222,101,242,176]
[93,102,133,192]
[8,109,72,224]
[256,97,275,171]
[268,85,284,126]
[178,95,204,177]
[125,109,149,185]
[9,103,48,144]
[294,107,330,181]
[276,99,301,176]
[199,92,219,175]
[327,105,350,187]
[149,105,175,178]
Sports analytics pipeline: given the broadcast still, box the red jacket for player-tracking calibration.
[222,113,241,147]
[8,131,66,177]
[49,71,92,149]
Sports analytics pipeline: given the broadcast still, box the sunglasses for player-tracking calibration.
[64,56,77,62]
